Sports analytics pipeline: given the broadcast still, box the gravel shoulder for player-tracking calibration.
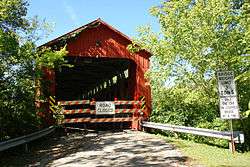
[0,130,188,167]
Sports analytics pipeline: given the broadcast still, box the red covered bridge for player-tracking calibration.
[40,19,151,129]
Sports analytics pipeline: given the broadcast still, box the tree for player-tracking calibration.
[130,0,250,148]
[0,0,67,140]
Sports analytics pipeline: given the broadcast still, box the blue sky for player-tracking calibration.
[27,0,160,45]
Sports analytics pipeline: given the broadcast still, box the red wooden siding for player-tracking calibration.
[41,19,152,118]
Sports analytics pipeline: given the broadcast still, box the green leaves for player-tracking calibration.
[36,46,69,69]
[0,0,69,141]
[0,0,29,32]
[132,0,250,148]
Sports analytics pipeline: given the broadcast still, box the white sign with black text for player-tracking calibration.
[217,71,240,119]
[96,101,115,115]
[217,71,237,97]
[219,96,240,119]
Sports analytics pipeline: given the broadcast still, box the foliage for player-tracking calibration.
[0,0,28,32]
[48,103,64,125]
[160,135,250,167]
[0,0,68,141]
[36,46,68,70]
[130,0,250,149]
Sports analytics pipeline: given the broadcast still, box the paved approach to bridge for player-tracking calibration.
[0,130,188,166]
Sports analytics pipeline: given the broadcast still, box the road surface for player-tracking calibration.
[0,130,189,166]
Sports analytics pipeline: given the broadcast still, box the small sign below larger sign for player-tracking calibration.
[219,96,240,119]
[96,101,115,115]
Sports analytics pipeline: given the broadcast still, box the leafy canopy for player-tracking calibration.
[0,0,67,141]
[130,0,250,148]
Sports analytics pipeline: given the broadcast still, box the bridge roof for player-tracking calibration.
[40,18,151,57]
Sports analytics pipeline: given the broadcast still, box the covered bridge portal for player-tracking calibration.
[41,19,151,128]
[56,57,134,101]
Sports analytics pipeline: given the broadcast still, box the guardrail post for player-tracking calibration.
[141,121,245,153]
[24,143,29,153]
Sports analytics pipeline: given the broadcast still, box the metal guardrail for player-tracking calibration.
[0,126,55,152]
[141,121,244,143]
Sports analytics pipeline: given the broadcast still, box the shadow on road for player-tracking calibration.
[0,129,188,167]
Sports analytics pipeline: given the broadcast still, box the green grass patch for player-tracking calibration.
[158,135,250,167]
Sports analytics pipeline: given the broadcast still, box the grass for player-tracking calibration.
[158,135,250,167]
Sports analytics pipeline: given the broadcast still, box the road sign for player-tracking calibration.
[96,101,115,115]
[217,71,240,119]
[219,96,240,119]
[217,71,237,97]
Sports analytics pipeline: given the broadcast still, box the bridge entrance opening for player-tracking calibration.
[54,56,138,130]
[55,56,136,102]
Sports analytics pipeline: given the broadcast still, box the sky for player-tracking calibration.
[27,0,160,46]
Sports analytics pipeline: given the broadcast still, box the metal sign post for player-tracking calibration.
[217,71,240,153]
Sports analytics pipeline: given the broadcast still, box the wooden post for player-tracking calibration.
[229,119,235,153]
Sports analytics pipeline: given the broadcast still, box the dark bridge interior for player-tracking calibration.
[55,56,135,101]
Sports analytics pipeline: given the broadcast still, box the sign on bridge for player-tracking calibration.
[217,71,240,119]
[95,101,115,115]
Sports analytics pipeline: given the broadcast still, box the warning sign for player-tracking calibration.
[217,71,240,119]
[217,71,237,97]
[220,96,240,119]
[96,101,115,115]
